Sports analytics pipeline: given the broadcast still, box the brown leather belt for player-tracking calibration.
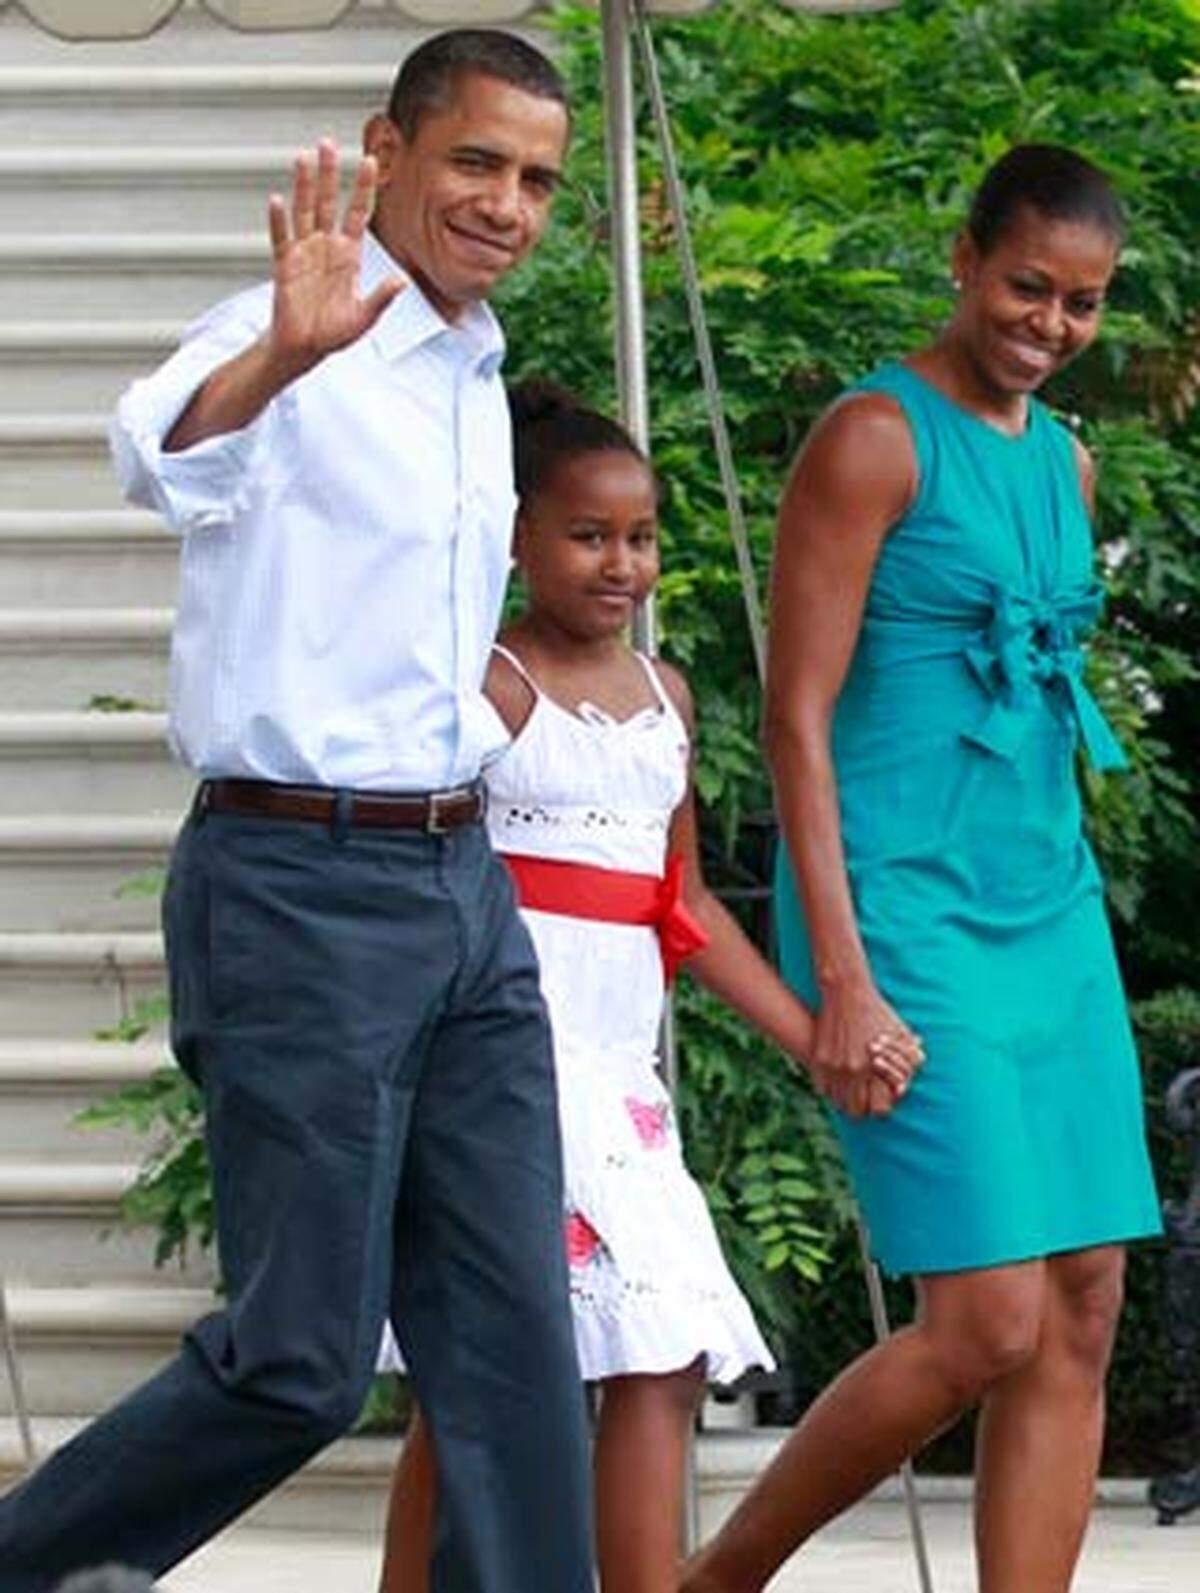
[199,777,486,833]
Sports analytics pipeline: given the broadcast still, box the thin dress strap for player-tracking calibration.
[491,642,542,696]
[633,651,675,716]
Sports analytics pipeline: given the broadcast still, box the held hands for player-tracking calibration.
[266,138,405,380]
[811,976,925,1119]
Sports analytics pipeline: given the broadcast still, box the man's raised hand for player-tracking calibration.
[266,138,404,377]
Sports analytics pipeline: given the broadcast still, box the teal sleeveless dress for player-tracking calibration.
[774,362,1161,1276]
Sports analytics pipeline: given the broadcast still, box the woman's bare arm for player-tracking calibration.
[658,660,918,1106]
[764,393,919,1116]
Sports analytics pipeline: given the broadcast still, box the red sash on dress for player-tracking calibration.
[500,852,709,985]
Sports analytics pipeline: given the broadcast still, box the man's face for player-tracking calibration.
[367,71,569,321]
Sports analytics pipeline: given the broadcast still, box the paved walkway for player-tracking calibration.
[161,1498,1199,1591]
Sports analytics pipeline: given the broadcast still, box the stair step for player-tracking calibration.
[1,1281,216,1416]
[0,929,166,1038]
[0,64,390,149]
[0,814,176,931]
[0,509,177,608]
[0,321,182,412]
[0,414,119,510]
[0,1416,402,1536]
[0,608,171,710]
[0,1424,812,1540]
[0,233,266,319]
[0,1036,167,1158]
[0,711,189,817]
[0,148,325,234]
[0,1155,211,1284]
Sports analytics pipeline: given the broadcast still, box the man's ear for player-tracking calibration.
[363,113,402,185]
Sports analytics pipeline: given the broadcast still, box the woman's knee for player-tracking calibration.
[1047,1246,1126,1375]
[920,1268,1044,1399]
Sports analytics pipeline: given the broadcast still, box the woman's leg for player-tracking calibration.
[974,1245,1125,1593]
[595,1362,706,1593]
[680,1261,1046,1593]
[379,1408,436,1593]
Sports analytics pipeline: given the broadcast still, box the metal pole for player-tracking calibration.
[600,0,656,657]
[624,0,765,681]
[600,0,700,1551]
[626,6,934,1587]
[0,1281,35,1468]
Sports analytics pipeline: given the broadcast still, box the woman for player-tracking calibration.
[682,144,1161,1593]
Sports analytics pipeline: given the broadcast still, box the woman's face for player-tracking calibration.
[951,203,1118,394]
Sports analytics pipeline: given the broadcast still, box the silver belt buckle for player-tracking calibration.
[425,790,452,835]
[425,786,467,834]
[425,780,484,834]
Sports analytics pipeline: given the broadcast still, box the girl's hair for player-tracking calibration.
[508,380,652,503]
[967,143,1125,255]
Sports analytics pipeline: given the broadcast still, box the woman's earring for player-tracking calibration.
[951,276,962,291]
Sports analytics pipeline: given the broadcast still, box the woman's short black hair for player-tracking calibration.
[508,380,653,504]
[388,29,569,142]
[967,143,1125,254]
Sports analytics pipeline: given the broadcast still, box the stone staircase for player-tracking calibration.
[0,0,414,1529]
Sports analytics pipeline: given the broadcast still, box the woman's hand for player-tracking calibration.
[811,975,923,1118]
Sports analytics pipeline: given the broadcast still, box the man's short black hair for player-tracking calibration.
[387,29,569,141]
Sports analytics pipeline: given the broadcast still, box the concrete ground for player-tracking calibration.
[161,1496,1199,1592]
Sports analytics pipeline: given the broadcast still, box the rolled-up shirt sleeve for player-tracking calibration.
[110,288,271,534]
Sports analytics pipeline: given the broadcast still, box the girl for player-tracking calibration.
[378,382,921,1593]
[683,145,1161,1593]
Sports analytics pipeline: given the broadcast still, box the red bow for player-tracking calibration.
[501,850,710,985]
[655,853,710,985]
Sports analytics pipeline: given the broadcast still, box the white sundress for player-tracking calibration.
[480,645,774,1386]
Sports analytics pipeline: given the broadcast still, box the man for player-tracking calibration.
[0,31,591,1593]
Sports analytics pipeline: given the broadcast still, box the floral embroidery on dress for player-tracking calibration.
[495,803,669,836]
[624,1096,670,1149]
[564,1209,603,1268]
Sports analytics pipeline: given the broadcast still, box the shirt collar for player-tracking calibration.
[363,230,506,377]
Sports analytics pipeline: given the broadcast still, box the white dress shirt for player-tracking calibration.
[111,232,514,791]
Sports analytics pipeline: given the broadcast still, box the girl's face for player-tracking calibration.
[515,449,660,639]
[951,203,1118,394]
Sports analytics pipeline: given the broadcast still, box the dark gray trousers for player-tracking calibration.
[0,805,593,1592]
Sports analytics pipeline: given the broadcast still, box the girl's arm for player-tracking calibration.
[655,659,916,1113]
[763,393,921,1119]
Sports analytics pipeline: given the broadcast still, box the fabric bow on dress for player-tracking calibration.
[962,583,1127,771]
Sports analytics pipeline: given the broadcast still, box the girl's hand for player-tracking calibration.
[811,977,923,1119]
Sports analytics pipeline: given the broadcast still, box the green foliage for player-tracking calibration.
[500,1,1200,975]
[93,993,169,1045]
[84,693,153,712]
[673,980,843,1349]
[78,1066,212,1268]
[115,867,168,901]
